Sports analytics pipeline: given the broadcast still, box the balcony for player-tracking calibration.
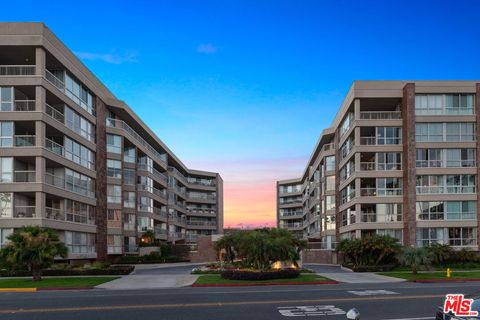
[321,143,335,153]
[169,232,185,241]
[187,221,217,228]
[360,111,401,120]
[45,172,95,198]
[187,177,216,187]
[13,206,36,218]
[107,118,167,165]
[13,170,36,182]
[0,100,36,112]
[0,65,35,76]
[12,135,35,147]
[280,222,303,230]
[154,227,168,239]
[45,207,65,221]
[138,184,168,200]
[124,245,138,253]
[360,187,402,196]
[279,211,304,218]
[153,207,168,219]
[360,211,403,223]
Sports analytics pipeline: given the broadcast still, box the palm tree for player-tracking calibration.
[398,246,432,276]
[0,226,68,281]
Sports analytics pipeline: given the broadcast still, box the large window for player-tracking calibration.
[279,184,302,194]
[107,159,122,179]
[0,193,12,218]
[123,147,136,163]
[65,168,95,197]
[326,176,335,191]
[65,231,95,254]
[377,178,402,196]
[123,191,135,208]
[0,228,13,248]
[377,152,401,170]
[417,227,477,247]
[325,156,335,172]
[64,106,95,142]
[377,127,402,145]
[64,137,95,170]
[0,122,13,147]
[107,209,122,228]
[415,94,475,115]
[0,87,13,111]
[65,73,95,115]
[107,135,122,154]
[325,195,335,211]
[0,157,13,182]
[107,235,122,254]
[65,199,95,224]
[416,123,475,142]
[123,169,135,185]
[138,196,153,213]
[107,185,121,204]
[416,175,476,194]
[137,216,154,232]
[449,227,476,246]
[123,213,135,231]
[339,112,354,137]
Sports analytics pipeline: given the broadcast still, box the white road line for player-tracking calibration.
[382,317,434,320]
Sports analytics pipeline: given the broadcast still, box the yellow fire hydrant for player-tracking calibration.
[447,268,452,278]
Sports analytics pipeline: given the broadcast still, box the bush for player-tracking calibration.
[116,253,189,264]
[0,265,134,277]
[221,268,300,281]
[344,264,396,272]
[338,235,401,267]
[426,244,454,265]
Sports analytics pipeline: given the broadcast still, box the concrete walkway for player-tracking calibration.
[96,263,204,290]
[305,264,405,283]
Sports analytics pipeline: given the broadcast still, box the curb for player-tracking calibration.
[192,281,338,287]
[412,278,480,283]
[0,288,37,292]
[37,286,94,291]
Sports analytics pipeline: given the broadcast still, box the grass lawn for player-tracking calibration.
[194,274,331,285]
[379,271,480,281]
[0,276,119,288]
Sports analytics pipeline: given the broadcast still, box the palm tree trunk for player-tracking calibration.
[31,265,42,281]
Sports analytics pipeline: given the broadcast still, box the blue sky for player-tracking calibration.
[2,0,480,226]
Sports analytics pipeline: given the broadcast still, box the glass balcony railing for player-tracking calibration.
[13,170,36,182]
[45,172,95,198]
[187,221,217,227]
[0,65,36,76]
[360,111,401,120]
[14,206,36,218]
[14,135,35,147]
[107,118,167,165]
[360,188,403,196]
[0,100,36,112]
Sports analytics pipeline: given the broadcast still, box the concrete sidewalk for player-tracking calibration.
[317,271,405,283]
[96,274,199,290]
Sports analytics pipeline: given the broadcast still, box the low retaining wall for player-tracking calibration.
[189,236,218,263]
[301,249,340,264]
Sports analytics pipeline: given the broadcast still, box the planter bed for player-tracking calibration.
[192,274,336,287]
[0,265,134,277]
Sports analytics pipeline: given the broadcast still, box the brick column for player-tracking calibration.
[402,83,416,246]
[334,128,341,241]
[95,98,108,261]
[476,83,480,249]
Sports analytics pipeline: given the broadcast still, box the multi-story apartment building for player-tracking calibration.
[278,80,480,250]
[0,23,223,260]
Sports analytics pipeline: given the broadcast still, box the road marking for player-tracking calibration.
[278,305,345,317]
[0,294,444,314]
[348,290,399,296]
[382,317,433,320]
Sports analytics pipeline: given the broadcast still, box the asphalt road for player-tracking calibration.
[1,281,479,320]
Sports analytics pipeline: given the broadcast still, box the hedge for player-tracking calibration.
[116,255,190,264]
[344,264,396,272]
[221,269,300,281]
[0,265,134,277]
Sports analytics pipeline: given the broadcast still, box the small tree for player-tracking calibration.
[0,226,68,281]
[398,246,431,275]
[426,244,453,265]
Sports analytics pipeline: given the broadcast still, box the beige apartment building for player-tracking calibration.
[277,80,480,250]
[0,23,223,260]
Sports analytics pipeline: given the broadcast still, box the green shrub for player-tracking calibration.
[337,235,401,267]
[221,269,300,281]
[426,244,454,265]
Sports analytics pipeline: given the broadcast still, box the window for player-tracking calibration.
[416,123,475,142]
[124,147,136,163]
[415,94,474,115]
[377,178,402,196]
[107,185,121,203]
[0,157,13,182]
[64,137,95,169]
[416,123,443,142]
[138,196,153,213]
[448,227,476,246]
[138,156,153,172]
[340,184,355,204]
[65,73,95,115]
[123,192,135,208]
[339,112,354,137]
[107,134,122,154]
[0,122,13,147]
[446,175,476,193]
[107,209,122,228]
[65,168,95,197]
[107,159,122,178]
[377,152,401,170]
[340,136,354,160]
[123,213,136,231]
[325,156,335,172]
[416,202,444,220]
[376,229,403,243]
[138,175,153,192]
[123,169,135,185]
[326,176,335,191]
[0,193,12,218]
[377,127,401,145]
[0,228,13,248]
[325,215,335,230]
[64,106,95,142]
[416,228,445,247]
[65,231,95,254]
[376,204,403,222]
[137,216,153,232]
[340,160,354,181]
[107,235,122,254]
[447,149,475,167]
[446,201,476,220]
[65,199,95,224]
[325,195,335,211]
[0,87,13,111]
[446,123,475,141]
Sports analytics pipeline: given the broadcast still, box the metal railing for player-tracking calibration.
[280,222,303,229]
[360,137,402,145]
[45,172,95,198]
[187,221,217,227]
[188,192,216,201]
[45,207,65,221]
[415,108,475,116]
[416,186,476,194]
[0,65,36,76]
[107,118,167,164]
[14,206,36,218]
[14,170,36,182]
[186,208,217,216]
[45,70,65,90]
[1,100,36,111]
[280,211,304,217]
[360,188,403,196]
[416,160,476,168]
[360,213,403,223]
[360,111,401,120]
[187,177,216,187]
[45,103,65,122]
[153,207,168,218]
[321,143,335,153]
[45,138,64,156]
[14,135,35,147]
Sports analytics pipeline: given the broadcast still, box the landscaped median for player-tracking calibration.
[192,274,337,287]
[0,276,119,292]
[378,271,480,282]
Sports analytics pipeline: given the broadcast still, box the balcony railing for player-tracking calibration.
[14,206,36,218]
[416,160,476,168]
[416,186,476,194]
[45,207,65,221]
[360,111,401,120]
[0,100,36,112]
[360,162,402,171]
[14,135,35,147]
[0,65,36,76]
[14,170,36,182]
[360,137,402,145]
[321,143,335,153]
[107,118,167,165]
[187,221,217,227]
[360,212,403,223]
[168,232,185,240]
[186,208,217,216]
[153,207,168,218]
[360,188,403,196]
[45,103,65,123]
[45,172,95,198]
[415,108,474,116]
[360,162,375,171]
[188,193,216,201]
[280,211,304,217]
[187,177,216,187]
[280,222,303,229]
[124,244,138,253]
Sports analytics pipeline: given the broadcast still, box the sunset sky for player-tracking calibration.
[4,0,480,228]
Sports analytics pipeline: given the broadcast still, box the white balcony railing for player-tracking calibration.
[360,111,401,120]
